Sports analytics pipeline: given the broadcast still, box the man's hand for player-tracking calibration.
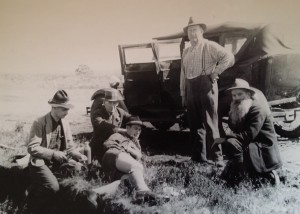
[78,154,88,163]
[52,151,68,163]
[209,72,219,83]
[126,145,142,160]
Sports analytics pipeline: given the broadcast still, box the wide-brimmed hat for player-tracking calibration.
[48,90,74,109]
[226,79,256,95]
[104,88,124,102]
[126,116,144,127]
[183,17,207,34]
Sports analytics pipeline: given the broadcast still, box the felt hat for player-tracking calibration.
[226,78,256,95]
[104,88,124,101]
[48,90,74,109]
[126,116,144,127]
[183,17,207,34]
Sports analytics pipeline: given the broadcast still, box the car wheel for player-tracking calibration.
[274,121,300,138]
[151,122,175,131]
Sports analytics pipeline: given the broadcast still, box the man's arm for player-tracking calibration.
[103,133,124,151]
[63,121,87,161]
[180,49,188,106]
[209,42,235,81]
[91,105,119,136]
[27,120,55,161]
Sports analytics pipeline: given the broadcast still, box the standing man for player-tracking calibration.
[215,79,282,185]
[180,17,235,165]
[27,90,90,214]
[90,88,131,163]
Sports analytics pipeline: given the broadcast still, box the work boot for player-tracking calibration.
[269,170,280,186]
[133,190,170,206]
[260,170,280,187]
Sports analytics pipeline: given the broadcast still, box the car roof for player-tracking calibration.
[153,22,265,40]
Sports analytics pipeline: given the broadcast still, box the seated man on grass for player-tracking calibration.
[101,116,168,205]
[27,90,94,214]
[90,88,131,163]
[214,79,282,186]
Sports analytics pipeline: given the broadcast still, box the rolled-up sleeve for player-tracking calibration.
[210,42,235,75]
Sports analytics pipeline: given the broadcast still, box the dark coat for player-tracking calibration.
[228,99,282,173]
[90,104,131,160]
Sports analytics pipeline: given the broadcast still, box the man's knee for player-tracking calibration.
[131,162,144,172]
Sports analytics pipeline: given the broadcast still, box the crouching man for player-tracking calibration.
[101,116,167,205]
[27,90,88,214]
[215,79,282,186]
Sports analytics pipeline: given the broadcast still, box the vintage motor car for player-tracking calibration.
[118,22,300,138]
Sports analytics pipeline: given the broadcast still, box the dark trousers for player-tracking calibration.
[222,138,276,186]
[28,164,60,214]
[186,75,222,162]
[28,162,83,214]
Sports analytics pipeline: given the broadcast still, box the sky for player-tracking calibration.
[0,0,300,75]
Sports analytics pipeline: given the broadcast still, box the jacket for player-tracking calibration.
[90,105,131,159]
[228,99,282,173]
[27,112,80,167]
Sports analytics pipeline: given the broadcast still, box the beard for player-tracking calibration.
[229,98,253,127]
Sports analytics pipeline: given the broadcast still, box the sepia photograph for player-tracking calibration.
[0,0,300,213]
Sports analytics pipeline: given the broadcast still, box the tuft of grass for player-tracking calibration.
[0,126,28,167]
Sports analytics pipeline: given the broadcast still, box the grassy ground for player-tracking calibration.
[1,73,300,214]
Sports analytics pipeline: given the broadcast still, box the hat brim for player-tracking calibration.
[226,86,256,95]
[49,102,74,109]
[183,23,207,34]
[126,121,145,127]
[104,98,123,102]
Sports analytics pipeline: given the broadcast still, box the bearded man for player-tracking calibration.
[215,79,282,185]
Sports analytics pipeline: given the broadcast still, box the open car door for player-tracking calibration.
[118,43,161,112]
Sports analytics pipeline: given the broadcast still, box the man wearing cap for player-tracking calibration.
[180,17,235,166]
[214,79,282,185]
[90,88,131,163]
[27,90,89,213]
[102,116,164,204]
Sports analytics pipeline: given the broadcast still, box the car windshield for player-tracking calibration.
[124,47,155,63]
[156,42,181,61]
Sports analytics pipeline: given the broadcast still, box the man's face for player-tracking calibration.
[231,89,251,104]
[126,124,142,139]
[53,107,69,119]
[187,25,204,45]
[104,100,118,113]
